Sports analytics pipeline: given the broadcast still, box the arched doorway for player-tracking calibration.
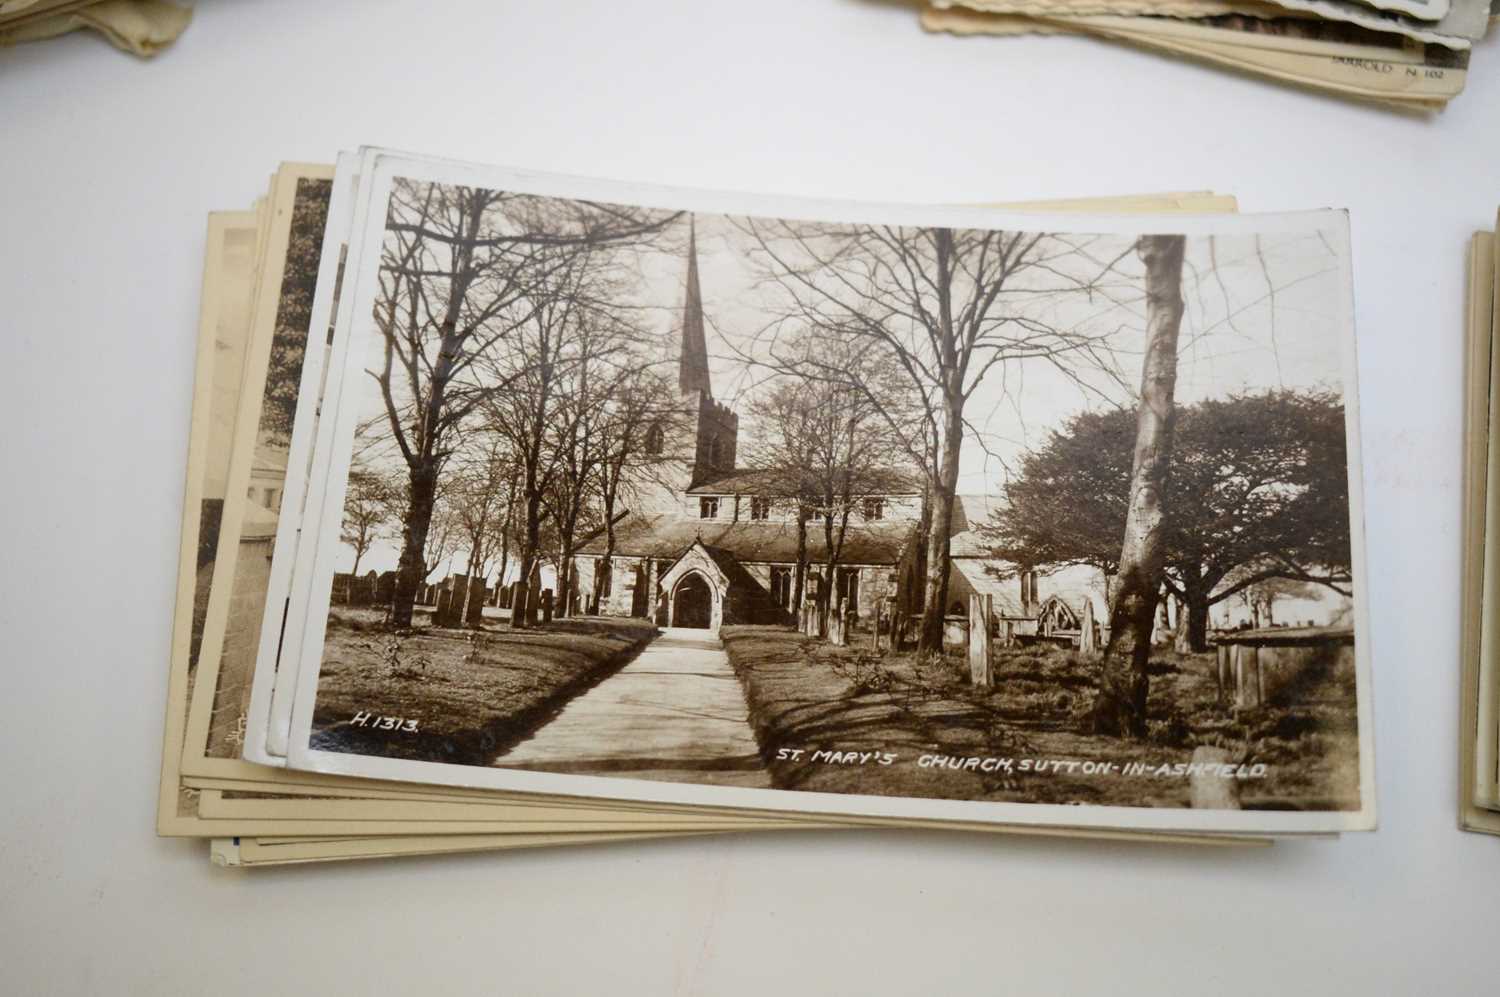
[672,572,714,629]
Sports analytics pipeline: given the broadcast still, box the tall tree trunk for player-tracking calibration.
[1091,235,1186,738]
[511,491,543,629]
[821,511,838,637]
[918,396,964,653]
[392,466,438,628]
[496,528,510,614]
[1186,596,1210,650]
[558,553,575,618]
[792,506,808,623]
[385,195,482,630]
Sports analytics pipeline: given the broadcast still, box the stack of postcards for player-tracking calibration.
[920,0,1497,111]
[1461,210,1500,837]
[159,150,1377,867]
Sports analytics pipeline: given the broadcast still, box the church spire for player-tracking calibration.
[679,216,712,399]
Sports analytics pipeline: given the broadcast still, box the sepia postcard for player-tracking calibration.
[1459,230,1500,834]
[278,154,1375,834]
[1476,212,1500,812]
[157,211,259,834]
[243,154,359,768]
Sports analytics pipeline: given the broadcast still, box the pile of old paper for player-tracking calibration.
[920,0,1497,111]
[161,150,1377,867]
[0,0,189,56]
[1461,211,1500,837]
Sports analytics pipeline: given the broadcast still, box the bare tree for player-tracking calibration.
[1091,235,1187,738]
[445,432,519,626]
[477,256,623,627]
[591,368,678,613]
[744,380,821,617]
[340,468,394,584]
[371,179,679,628]
[744,221,1124,651]
[746,332,910,633]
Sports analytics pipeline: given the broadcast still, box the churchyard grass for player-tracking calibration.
[311,608,656,764]
[721,625,1359,809]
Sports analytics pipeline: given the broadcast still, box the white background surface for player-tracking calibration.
[2,1,1497,993]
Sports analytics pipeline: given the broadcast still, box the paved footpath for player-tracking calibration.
[495,628,771,787]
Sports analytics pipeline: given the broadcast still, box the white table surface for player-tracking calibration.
[2,1,1498,993]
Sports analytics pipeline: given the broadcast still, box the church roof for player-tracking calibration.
[684,466,921,497]
[577,512,916,566]
[949,493,1005,557]
[951,558,1026,617]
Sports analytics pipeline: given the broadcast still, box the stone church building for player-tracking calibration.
[566,221,1173,642]
[488,219,1358,646]
[571,223,923,633]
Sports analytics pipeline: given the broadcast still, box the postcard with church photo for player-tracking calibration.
[284,154,1374,833]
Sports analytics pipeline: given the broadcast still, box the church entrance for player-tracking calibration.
[672,572,713,629]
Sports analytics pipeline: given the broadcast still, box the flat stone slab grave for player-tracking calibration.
[495,627,771,788]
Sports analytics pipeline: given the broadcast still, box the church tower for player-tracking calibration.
[676,217,738,486]
[632,216,740,510]
[679,219,713,399]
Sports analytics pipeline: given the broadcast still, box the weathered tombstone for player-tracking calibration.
[434,588,454,627]
[943,614,969,652]
[968,593,993,687]
[1234,644,1262,708]
[1151,597,1171,645]
[465,576,487,627]
[541,588,554,624]
[871,607,883,653]
[1000,618,1016,650]
[510,580,529,626]
[1078,598,1098,655]
[1215,643,1231,704]
[1188,746,1242,810]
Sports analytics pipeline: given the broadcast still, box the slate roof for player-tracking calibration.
[685,466,921,496]
[577,512,916,565]
[948,493,1006,557]
[951,558,1026,617]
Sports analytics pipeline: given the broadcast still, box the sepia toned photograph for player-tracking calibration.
[189,170,334,763]
[289,164,1369,827]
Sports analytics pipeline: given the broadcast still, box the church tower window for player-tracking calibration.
[645,422,664,456]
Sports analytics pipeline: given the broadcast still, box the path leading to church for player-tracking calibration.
[494,628,771,787]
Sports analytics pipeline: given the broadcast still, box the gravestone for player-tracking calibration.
[1188,746,1242,809]
[511,580,529,625]
[465,576,486,627]
[968,593,993,687]
[1078,598,1098,655]
[541,588,554,624]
